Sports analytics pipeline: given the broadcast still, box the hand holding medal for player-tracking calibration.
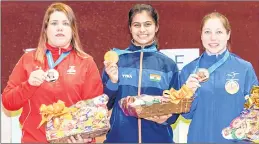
[186,73,201,93]
[184,68,209,93]
[28,67,60,85]
[104,51,119,83]
[44,49,70,83]
[28,68,46,86]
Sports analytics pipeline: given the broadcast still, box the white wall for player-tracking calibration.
[160,48,199,143]
[1,103,22,143]
[1,106,12,143]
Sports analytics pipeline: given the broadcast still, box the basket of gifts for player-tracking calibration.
[222,86,259,143]
[119,85,194,118]
[38,94,110,143]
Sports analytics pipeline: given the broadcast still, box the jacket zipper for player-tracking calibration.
[110,107,117,131]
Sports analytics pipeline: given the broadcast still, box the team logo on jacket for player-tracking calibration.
[225,72,240,94]
[67,66,76,74]
[122,74,132,78]
[150,74,161,82]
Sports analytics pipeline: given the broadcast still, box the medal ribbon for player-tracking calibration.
[194,50,230,74]
[112,44,157,56]
[192,50,230,98]
[46,50,70,69]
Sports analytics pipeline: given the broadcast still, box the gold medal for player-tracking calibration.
[104,51,119,63]
[225,80,239,94]
[45,69,59,82]
[196,68,210,82]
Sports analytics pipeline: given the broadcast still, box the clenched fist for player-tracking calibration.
[104,61,118,83]
[28,69,46,86]
[186,74,201,93]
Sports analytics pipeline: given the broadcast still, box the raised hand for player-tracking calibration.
[104,61,118,83]
[186,74,201,93]
[28,69,46,86]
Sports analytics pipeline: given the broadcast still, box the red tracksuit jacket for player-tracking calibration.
[2,45,103,143]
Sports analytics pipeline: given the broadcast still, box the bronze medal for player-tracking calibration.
[196,68,210,82]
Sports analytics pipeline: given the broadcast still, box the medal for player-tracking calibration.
[45,49,70,82]
[225,80,239,94]
[196,68,210,82]
[104,51,119,63]
[193,50,230,83]
[45,69,59,82]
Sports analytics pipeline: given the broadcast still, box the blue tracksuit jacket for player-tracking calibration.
[180,50,258,142]
[102,42,179,143]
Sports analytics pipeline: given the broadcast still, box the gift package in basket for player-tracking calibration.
[38,94,110,143]
[119,84,194,118]
[222,86,259,143]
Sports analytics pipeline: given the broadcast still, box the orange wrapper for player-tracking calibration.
[38,100,77,129]
[163,84,194,104]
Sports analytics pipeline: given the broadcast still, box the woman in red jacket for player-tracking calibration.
[2,2,103,143]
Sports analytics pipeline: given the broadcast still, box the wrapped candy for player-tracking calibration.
[38,94,110,143]
[119,84,194,118]
[222,86,259,142]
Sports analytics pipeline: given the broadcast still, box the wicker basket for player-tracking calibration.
[48,125,110,143]
[41,94,110,143]
[120,95,193,118]
[135,98,193,118]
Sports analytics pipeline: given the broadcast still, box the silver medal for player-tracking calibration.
[45,69,59,82]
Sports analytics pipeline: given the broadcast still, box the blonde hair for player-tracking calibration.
[201,12,231,49]
[35,2,88,64]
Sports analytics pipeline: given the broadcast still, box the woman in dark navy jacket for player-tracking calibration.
[102,4,180,143]
[180,12,258,142]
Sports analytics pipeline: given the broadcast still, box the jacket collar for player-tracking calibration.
[45,43,73,55]
[127,40,157,52]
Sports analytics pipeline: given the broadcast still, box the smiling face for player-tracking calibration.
[129,11,158,47]
[46,11,72,48]
[201,16,231,54]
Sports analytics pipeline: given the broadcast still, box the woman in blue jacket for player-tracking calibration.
[102,4,180,143]
[180,12,258,142]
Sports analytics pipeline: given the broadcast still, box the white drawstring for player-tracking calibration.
[21,100,31,138]
[59,48,61,55]
[137,46,144,143]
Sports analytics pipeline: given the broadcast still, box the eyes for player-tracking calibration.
[49,21,70,26]
[203,30,224,35]
[132,22,153,28]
